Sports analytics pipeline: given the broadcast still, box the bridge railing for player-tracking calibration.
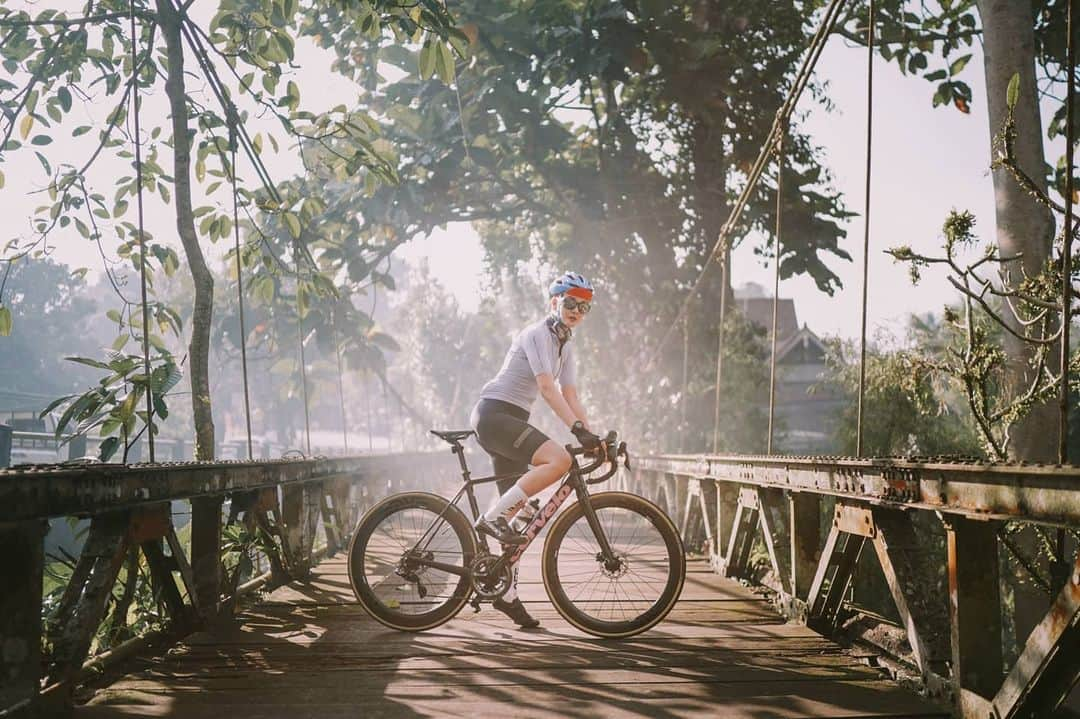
[622,453,1080,719]
[0,451,457,717]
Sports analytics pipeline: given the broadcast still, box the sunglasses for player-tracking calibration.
[560,295,592,314]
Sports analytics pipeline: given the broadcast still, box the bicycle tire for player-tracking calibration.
[542,491,685,638]
[347,492,476,632]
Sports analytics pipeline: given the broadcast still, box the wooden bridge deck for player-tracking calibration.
[76,552,947,719]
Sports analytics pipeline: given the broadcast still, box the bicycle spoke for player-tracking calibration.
[548,496,684,633]
[362,505,466,617]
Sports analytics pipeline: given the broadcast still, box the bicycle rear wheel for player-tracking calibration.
[542,491,685,638]
[347,492,476,632]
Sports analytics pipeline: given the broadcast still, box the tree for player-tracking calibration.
[306,0,854,451]
[0,0,459,459]
[0,257,99,393]
[837,0,1074,461]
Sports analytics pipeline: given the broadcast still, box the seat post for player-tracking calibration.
[452,443,470,475]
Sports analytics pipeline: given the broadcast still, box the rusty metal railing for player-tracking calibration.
[0,452,455,717]
[626,453,1080,719]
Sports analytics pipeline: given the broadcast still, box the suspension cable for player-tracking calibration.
[647,0,850,370]
[681,314,689,453]
[130,0,155,463]
[229,118,254,461]
[332,305,349,454]
[768,127,785,455]
[366,372,374,451]
[711,254,729,453]
[855,0,876,457]
[1059,0,1076,466]
[297,254,312,456]
[168,0,315,453]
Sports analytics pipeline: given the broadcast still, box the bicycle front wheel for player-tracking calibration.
[542,491,685,638]
[347,492,476,632]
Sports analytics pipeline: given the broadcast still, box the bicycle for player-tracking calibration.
[346,429,685,638]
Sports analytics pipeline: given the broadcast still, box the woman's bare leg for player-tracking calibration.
[516,440,572,496]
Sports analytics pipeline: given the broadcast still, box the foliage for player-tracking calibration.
[889,205,1078,459]
[42,535,166,658]
[0,0,465,457]
[704,312,773,454]
[839,0,1076,204]
[821,328,982,458]
[305,0,857,451]
[41,348,183,461]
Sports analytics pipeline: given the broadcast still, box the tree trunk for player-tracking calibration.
[157,0,216,461]
[976,0,1056,462]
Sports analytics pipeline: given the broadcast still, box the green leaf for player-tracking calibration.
[112,334,130,351]
[98,436,120,462]
[19,114,33,140]
[65,356,113,370]
[435,40,455,84]
[283,211,301,238]
[30,134,52,146]
[106,309,123,323]
[948,54,971,76]
[152,392,169,420]
[118,388,141,420]
[1006,72,1020,110]
[297,283,310,317]
[57,86,72,112]
[39,393,77,418]
[418,40,436,80]
[0,306,11,336]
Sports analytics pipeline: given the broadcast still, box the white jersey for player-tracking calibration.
[478,318,577,412]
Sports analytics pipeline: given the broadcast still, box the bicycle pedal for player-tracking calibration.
[469,595,482,613]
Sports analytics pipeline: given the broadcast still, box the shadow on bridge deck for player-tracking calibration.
[75,554,947,719]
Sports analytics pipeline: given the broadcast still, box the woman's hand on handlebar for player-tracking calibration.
[570,421,602,451]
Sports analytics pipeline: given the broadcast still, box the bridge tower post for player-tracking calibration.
[0,519,45,716]
[946,517,1003,718]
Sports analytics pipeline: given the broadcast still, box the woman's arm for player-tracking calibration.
[536,373,579,428]
[561,385,589,429]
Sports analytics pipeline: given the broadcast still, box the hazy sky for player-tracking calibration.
[1,8,1063,342]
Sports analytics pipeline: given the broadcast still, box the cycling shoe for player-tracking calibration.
[474,516,528,545]
[493,597,540,628]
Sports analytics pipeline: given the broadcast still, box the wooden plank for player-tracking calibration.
[76,549,945,719]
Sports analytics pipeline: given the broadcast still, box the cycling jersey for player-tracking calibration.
[478,317,576,412]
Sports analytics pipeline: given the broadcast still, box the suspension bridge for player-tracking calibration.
[1,0,1078,717]
[1,450,1078,718]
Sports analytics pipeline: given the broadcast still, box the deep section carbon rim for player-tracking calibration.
[544,492,684,637]
[348,493,474,631]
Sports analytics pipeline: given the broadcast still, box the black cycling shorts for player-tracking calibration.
[470,398,551,493]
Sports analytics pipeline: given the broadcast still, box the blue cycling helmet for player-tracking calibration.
[548,271,594,300]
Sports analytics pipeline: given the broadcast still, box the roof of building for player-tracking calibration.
[736,296,800,344]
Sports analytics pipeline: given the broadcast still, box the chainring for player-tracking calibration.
[469,554,513,600]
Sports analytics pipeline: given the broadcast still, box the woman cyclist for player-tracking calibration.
[468,271,603,628]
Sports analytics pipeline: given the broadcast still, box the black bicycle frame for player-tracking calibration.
[403,444,617,580]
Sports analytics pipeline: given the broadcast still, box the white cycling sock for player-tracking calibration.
[485,485,528,522]
[502,565,519,602]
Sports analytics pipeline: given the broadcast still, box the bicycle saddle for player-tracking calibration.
[430,429,476,444]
